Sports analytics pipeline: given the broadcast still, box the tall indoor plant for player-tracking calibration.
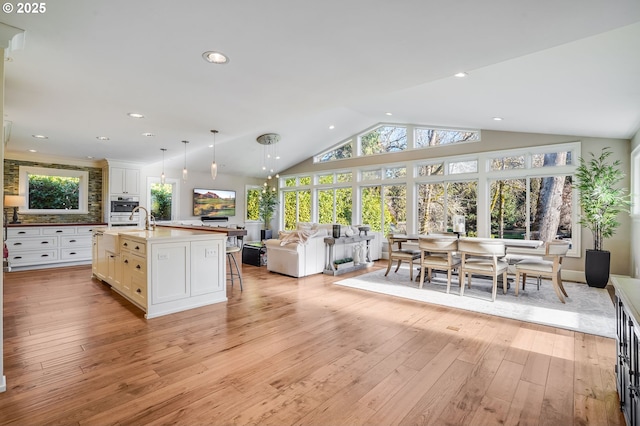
[258,188,278,240]
[574,147,630,287]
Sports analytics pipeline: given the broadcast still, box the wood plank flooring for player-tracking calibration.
[0,260,625,425]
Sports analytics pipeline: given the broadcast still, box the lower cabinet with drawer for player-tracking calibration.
[114,233,227,319]
[6,224,101,270]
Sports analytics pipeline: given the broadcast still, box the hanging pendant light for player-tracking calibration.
[210,129,218,180]
[182,140,189,182]
[160,148,167,184]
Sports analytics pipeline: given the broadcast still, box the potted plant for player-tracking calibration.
[334,257,354,271]
[258,187,278,240]
[574,147,630,287]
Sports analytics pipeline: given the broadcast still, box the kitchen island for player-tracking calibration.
[92,227,228,319]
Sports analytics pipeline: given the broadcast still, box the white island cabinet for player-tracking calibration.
[95,228,227,319]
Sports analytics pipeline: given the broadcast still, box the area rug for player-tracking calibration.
[335,267,616,338]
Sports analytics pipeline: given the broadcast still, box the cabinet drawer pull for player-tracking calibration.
[13,256,22,259]
[136,265,141,270]
[136,288,142,294]
[56,230,63,233]
[13,242,22,246]
[41,254,49,257]
[124,259,129,264]
[123,242,128,247]
[18,231,26,234]
[69,252,77,255]
[41,241,49,244]
[69,239,77,243]
[135,246,140,250]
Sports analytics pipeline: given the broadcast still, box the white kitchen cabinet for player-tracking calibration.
[8,224,99,270]
[110,167,140,195]
[109,230,226,319]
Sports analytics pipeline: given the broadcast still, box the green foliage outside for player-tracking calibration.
[246,188,261,221]
[150,183,172,220]
[28,174,79,210]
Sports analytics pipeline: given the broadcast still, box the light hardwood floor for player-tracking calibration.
[0,260,625,425]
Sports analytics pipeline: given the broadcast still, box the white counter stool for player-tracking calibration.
[226,245,243,290]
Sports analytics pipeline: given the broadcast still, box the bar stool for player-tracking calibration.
[226,245,243,290]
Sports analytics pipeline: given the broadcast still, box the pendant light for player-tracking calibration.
[182,140,189,182]
[210,129,218,180]
[160,148,167,184]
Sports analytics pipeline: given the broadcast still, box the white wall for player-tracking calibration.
[139,163,265,240]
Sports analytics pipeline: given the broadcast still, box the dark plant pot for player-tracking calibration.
[585,249,610,288]
[261,229,272,241]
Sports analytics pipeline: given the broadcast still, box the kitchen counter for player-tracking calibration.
[93,227,228,319]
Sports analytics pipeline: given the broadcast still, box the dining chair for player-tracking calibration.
[385,234,421,281]
[417,236,461,293]
[458,239,508,301]
[514,240,570,303]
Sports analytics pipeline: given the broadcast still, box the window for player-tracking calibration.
[448,160,478,174]
[246,186,262,221]
[415,128,480,148]
[417,181,477,235]
[150,183,173,221]
[490,155,525,171]
[315,139,353,163]
[417,163,444,177]
[360,125,407,155]
[19,166,88,214]
[147,177,179,221]
[361,169,382,181]
[318,187,352,225]
[529,175,573,241]
[490,178,526,239]
[531,151,571,168]
[283,190,311,230]
[385,166,406,179]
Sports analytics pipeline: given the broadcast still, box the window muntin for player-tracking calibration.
[415,128,480,148]
[360,126,407,155]
[19,166,88,214]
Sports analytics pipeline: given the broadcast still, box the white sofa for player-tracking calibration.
[265,223,382,278]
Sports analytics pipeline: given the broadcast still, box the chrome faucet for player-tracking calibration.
[130,206,154,230]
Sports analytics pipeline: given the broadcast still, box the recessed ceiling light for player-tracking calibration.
[202,51,229,64]
[493,117,503,121]
[28,149,37,152]
[127,112,144,118]
[87,156,94,159]
[329,125,335,130]
[96,136,110,141]
[32,134,48,139]
[385,112,393,116]
[142,132,155,137]
[454,72,468,78]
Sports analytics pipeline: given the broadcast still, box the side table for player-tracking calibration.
[242,242,266,266]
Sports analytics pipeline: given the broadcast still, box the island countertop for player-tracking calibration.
[106,227,228,242]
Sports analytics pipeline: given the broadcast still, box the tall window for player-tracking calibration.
[318,188,352,225]
[147,178,178,221]
[361,185,405,234]
[490,178,526,239]
[418,181,477,235]
[246,187,262,221]
[283,190,311,230]
[19,166,88,214]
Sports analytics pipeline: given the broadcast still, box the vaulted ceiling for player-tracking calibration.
[2,0,639,178]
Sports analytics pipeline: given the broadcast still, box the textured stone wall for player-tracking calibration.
[3,159,103,224]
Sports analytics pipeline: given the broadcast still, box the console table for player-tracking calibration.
[323,234,375,275]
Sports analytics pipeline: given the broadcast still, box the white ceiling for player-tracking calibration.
[2,0,640,178]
